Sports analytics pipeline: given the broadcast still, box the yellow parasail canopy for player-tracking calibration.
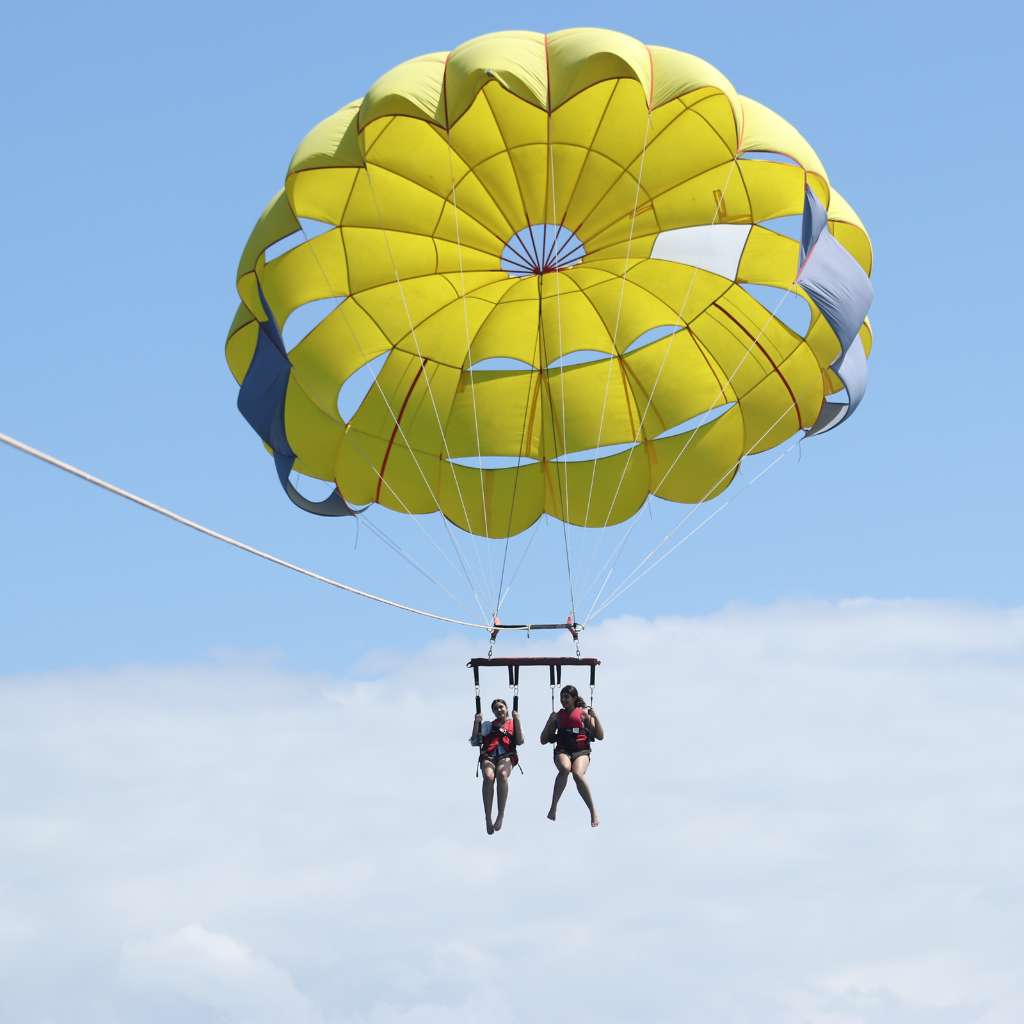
[226,28,873,538]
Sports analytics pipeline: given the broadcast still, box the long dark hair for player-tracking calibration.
[560,684,585,709]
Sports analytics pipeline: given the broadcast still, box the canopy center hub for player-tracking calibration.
[501,224,585,277]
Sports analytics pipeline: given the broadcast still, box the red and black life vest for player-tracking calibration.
[555,707,591,752]
[481,718,518,765]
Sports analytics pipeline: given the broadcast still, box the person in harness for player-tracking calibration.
[470,697,524,835]
[541,684,604,827]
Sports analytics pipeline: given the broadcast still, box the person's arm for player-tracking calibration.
[586,707,604,741]
[512,712,525,746]
[540,711,558,744]
[470,713,483,745]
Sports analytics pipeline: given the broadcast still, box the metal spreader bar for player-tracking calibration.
[488,615,582,645]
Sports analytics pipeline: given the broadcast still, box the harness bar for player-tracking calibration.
[468,657,600,668]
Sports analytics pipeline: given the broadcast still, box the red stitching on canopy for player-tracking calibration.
[375,360,427,502]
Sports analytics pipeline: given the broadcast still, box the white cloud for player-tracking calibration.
[0,599,1022,1023]
[120,924,322,1023]
[823,953,1016,1008]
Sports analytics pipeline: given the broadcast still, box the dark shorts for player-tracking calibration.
[554,747,591,762]
[480,753,514,768]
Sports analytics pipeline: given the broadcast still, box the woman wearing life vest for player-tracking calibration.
[541,685,604,827]
[470,698,524,835]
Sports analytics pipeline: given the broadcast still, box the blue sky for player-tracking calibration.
[2,0,1019,673]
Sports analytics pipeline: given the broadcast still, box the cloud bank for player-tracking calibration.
[1,599,1022,1023]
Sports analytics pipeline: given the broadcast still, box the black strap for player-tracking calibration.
[473,664,481,776]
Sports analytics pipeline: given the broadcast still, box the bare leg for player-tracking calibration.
[571,755,599,827]
[494,761,511,831]
[548,752,572,821]
[481,762,496,834]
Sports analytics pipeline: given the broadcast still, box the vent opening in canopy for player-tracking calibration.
[501,224,586,276]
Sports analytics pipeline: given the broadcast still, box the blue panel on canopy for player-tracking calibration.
[797,188,873,436]
[237,289,359,517]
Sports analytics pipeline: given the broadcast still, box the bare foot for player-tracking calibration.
[494,815,504,832]
[547,808,557,821]
[486,819,495,835]
[591,816,600,828]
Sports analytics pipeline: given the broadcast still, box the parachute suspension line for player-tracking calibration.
[546,113,577,623]
[475,83,551,621]
[287,224,481,612]
[579,507,644,615]
[495,513,544,615]
[580,109,654,537]
[361,167,495,606]
[339,428,484,620]
[647,285,796,498]
[362,162,494,605]
[577,157,737,606]
[355,513,473,614]
[590,431,801,620]
[443,123,493,565]
[585,374,798,622]
[585,391,802,621]
[290,215,490,623]
[574,111,653,595]
[493,330,544,618]
[287,217,486,615]
[0,430,493,630]
[577,156,735,612]
[582,215,800,619]
[587,158,738,542]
